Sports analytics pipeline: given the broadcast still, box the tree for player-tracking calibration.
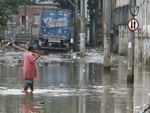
[87,0,99,18]
[53,0,80,16]
[87,0,99,47]
[53,0,82,27]
[53,0,99,16]
[0,0,34,31]
[54,0,74,11]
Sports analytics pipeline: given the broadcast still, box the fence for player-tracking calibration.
[0,26,39,43]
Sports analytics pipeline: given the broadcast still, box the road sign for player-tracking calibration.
[127,18,139,31]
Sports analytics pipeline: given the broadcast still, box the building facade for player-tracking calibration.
[5,3,58,43]
[111,0,129,55]
[111,0,150,65]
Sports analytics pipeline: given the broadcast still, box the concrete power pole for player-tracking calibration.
[80,0,85,57]
[99,0,101,10]
[127,0,135,83]
[103,0,111,69]
[25,5,26,28]
[73,0,79,52]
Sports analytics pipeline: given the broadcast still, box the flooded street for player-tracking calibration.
[0,51,149,113]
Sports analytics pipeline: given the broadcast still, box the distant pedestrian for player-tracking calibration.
[21,46,40,93]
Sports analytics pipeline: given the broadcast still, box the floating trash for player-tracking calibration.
[38,110,43,113]
[60,84,64,86]
[110,68,118,71]
[37,101,45,105]
[39,62,44,67]
[34,106,42,108]
[0,87,7,90]
[72,56,76,59]
[142,105,150,113]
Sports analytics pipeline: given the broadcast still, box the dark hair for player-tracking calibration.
[28,46,34,51]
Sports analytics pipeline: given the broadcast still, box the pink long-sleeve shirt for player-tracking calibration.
[21,52,37,79]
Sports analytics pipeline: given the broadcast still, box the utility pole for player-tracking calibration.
[103,0,111,69]
[73,0,78,52]
[80,0,85,57]
[127,0,135,83]
[25,5,26,28]
[99,0,101,10]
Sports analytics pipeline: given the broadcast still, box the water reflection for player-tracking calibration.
[78,61,86,113]
[0,60,149,113]
[134,65,150,112]
[22,93,36,113]
[37,62,69,86]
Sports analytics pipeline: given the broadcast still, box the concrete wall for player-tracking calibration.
[111,0,150,65]
[112,0,129,56]
[116,0,129,7]
[134,0,150,65]
[118,26,128,55]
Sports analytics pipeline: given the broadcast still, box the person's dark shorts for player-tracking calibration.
[25,78,34,84]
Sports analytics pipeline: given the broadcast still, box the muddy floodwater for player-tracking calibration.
[0,52,150,113]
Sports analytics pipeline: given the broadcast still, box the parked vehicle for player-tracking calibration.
[34,9,71,51]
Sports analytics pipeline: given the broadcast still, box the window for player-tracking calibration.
[124,7,126,24]
[8,15,16,24]
[121,7,123,25]
[114,5,128,26]
[118,9,121,25]
[34,14,40,24]
[22,16,26,25]
[115,10,118,25]
[125,6,129,24]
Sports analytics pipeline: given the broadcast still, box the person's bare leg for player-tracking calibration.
[30,82,34,92]
[24,83,29,91]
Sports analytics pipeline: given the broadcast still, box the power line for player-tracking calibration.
[68,0,75,7]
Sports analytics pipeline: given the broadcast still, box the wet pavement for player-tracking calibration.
[0,51,150,113]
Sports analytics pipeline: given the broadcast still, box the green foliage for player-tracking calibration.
[54,0,80,17]
[71,17,74,27]
[0,0,34,31]
[53,0,99,16]
[70,16,81,27]
[0,0,99,31]
[54,0,99,20]
[54,0,73,10]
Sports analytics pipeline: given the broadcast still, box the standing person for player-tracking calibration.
[22,46,40,93]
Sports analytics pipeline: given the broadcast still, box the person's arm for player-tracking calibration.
[35,56,40,61]
[29,53,40,63]
[29,53,36,64]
